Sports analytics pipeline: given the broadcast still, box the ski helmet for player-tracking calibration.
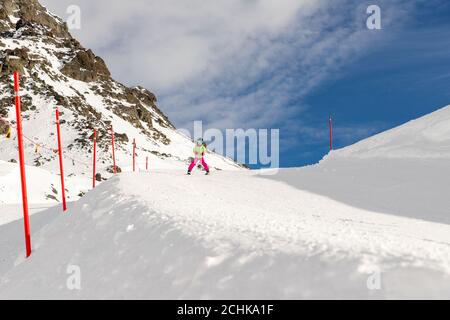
[196,138,204,146]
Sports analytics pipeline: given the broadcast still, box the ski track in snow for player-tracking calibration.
[119,171,450,274]
[1,170,449,299]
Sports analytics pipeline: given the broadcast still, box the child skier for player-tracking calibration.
[187,138,210,175]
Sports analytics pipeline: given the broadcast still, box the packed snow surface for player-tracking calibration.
[0,168,449,299]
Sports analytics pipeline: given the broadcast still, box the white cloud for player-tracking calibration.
[40,0,403,136]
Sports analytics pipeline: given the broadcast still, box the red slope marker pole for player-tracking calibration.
[329,115,333,151]
[92,129,97,188]
[14,72,31,258]
[132,139,136,172]
[111,125,116,174]
[55,108,67,212]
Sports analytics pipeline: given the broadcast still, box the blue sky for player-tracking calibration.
[42,0,450,168]
[286,0,450,168]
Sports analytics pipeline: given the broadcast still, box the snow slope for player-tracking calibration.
[265,158,450,225]
[274,104,450,225]
[0,159,89,225]
[331,104,450,159]
[1,104,449,299]
[0,170,449,299]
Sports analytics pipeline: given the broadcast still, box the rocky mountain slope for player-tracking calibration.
[0,0,240,204]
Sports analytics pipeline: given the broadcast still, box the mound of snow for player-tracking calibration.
[0,171,449,299]
[286,105,450,224]
[332,105,450,159]
[0,160,89,225]
[0,160,58,205]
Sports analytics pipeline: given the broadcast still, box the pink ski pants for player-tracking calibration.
[188,157,209,172]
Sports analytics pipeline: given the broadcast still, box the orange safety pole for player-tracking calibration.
[92,129,97,188]
[111,125,117,174]
[14,72,31,258]
[132,138,136,172]
[55,108,67,211]
[329,115,333,151]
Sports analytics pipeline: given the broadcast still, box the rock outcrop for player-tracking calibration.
[61,49,111,82]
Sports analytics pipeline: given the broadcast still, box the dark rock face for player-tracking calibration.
[0,0,70,38]
[0,47,29,74]
[106,165,122,174]
[0,0,15,32]
[0,118,10,135]
[61,49,111,82]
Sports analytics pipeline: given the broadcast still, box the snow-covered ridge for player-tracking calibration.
[330,105,450,159]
